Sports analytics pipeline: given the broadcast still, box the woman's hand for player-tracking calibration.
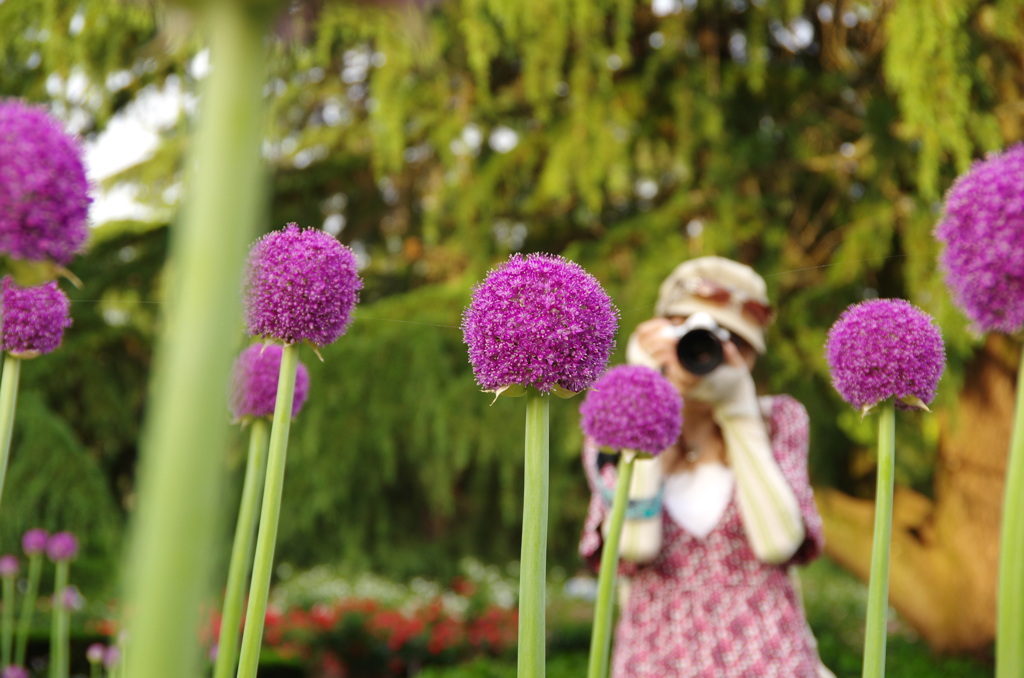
[721,337,749,369]
[633,317,700,396]
[632,317,756,404]
[690,338,759,416]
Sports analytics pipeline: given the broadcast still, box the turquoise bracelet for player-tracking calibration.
[594,457,664,520]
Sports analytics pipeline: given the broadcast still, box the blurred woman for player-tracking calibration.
[579,256,831,678]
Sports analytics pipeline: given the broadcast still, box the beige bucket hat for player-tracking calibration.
[654,256,773,353]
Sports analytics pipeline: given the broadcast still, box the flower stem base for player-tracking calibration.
[996,347,1024,678]
[235,344,299,678]
[214,418,270,678]
[0,354,23,510]
[862,400,895,678]
[518,390,550,678]
[587,451,635,678]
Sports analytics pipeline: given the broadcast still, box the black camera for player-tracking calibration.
[663,313,731,375]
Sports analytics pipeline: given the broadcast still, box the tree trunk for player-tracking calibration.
[818,334,1018,652]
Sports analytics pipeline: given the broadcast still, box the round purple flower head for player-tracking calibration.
[0,554,18,578]
[61,584,84,611]
[0,100,90,265]
[229,342,311,420]
[1,666,28,678]
[579,365,682,455]
[103,645,122,670]
[935,144,1024,334]
[46,531,79,562]
[1,276,72,357]
[243,224,362,347]
[462,253,619,395]
[86,643,107,664]
[21,528,48,555]
[825,298,946,412]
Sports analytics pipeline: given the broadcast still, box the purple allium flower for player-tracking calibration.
[243,224,362,347]
[1,666,28,678]
[0,276,72,357]
[86,643,106,664]
[103,645,121,670]
[45,531,79,562]
[229,342,311,420]
[61,584,84,611]
[0,100,90,265]
[579,365,682,455]
[935,144,1024,334]
[461,253,619,394]
[0,554,18,578]
[825,298,946,411]
[21,528,48,555]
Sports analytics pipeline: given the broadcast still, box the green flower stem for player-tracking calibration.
[120,2,269,678]
[997,348,1024,678]
[14,552,43,667]
[586,451,635,678]
[2,573,14,667]
[115,638,127,678]
[0,353,23,510]
[235,344,298,678]
[862,400,895,678]
[213,418,270,678]
[91,661,100,678]
[49,561,70,678]
[518,390,550,678]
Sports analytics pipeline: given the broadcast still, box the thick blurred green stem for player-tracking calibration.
[0,354,22,510]
[122,2,269,677]
[586,452,634,678]
[213,418,269,678]
[49,561,69,678]
[235,344,298,678]
[14,552,42,667]
[518,391,549,678]
[862,400,895,678]
[997,349,1024,678]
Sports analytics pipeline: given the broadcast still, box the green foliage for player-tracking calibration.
[800,558,993,677]
[0,391,124,595]
[417,652,588,678]
[27,224,167,502]
[0,225,166,593]
[882,0,989,197]
[0,0,179,130]
[4,0,1024,627]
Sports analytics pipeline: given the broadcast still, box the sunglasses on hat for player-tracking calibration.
[674,277,774,327]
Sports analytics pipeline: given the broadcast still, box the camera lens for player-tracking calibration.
[675,328,724,375]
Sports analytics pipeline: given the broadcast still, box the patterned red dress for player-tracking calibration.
[578,395,825,678]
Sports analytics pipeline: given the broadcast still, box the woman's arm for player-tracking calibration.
[709,345,805,565]
[718,401,805,564]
